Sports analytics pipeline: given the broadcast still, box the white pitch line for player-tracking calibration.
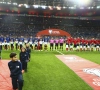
[56,50,65,55]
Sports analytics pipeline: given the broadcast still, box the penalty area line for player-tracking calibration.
[56,50,65,55]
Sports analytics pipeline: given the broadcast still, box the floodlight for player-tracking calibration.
[33,5,39,8]
[7,2,11,4]
[18,4,23,7]
[63,6,66,9]
[76,0,91,5]
[56,6,61,10]
[97,6,100,9]
[41,5,47,9]
[24,4,30,8]
[70,0,91,6]
[48,6,53,10]
[13,3,18,5]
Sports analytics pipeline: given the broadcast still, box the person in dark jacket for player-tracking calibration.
[19,47,28,72]
[8,52,24,90]
[25,43,31,61]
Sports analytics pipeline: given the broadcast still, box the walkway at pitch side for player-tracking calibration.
[0,60,12,90]
[56,55,100,90]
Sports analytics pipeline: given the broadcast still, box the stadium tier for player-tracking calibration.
[0,15,100,39]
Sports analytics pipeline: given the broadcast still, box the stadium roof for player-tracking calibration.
[0,0,99,7]
[0,0,100,19]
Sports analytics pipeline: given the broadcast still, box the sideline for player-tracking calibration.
[56,50,65,55]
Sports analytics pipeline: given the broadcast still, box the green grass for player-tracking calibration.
[2,50,100,90]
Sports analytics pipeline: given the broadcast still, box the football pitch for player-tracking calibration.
[1,49,100,90]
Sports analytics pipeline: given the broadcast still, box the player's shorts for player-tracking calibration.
[80,46,82,48]
[66,45,69,48]
[96,46,99,48]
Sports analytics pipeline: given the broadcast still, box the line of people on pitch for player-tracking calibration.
[0,39,33,50]
[65,43,100,51]
[0,37,65,51]
[1,36,100,51]
[65,37,100,51]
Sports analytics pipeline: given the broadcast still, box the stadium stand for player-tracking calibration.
[0,15,100,39]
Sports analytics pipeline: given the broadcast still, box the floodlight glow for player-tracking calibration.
[69,7,76,9]
[56,6,61,10]
[13,3,18,5]
[71,0,91,6]
[18,4,23,7]
[7,2,11,4]
[63,6,66,9]
[41,5,47,9]
[48,6,53,10]
[33,5,39,8]
[3,2,6,4]
[24,4,30,8]
[97,6,100,8]
[76,0,91,5]
[87,7,90,9]
[91,7,93,9]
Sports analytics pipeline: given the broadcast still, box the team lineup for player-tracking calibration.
[0,35,100,51]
